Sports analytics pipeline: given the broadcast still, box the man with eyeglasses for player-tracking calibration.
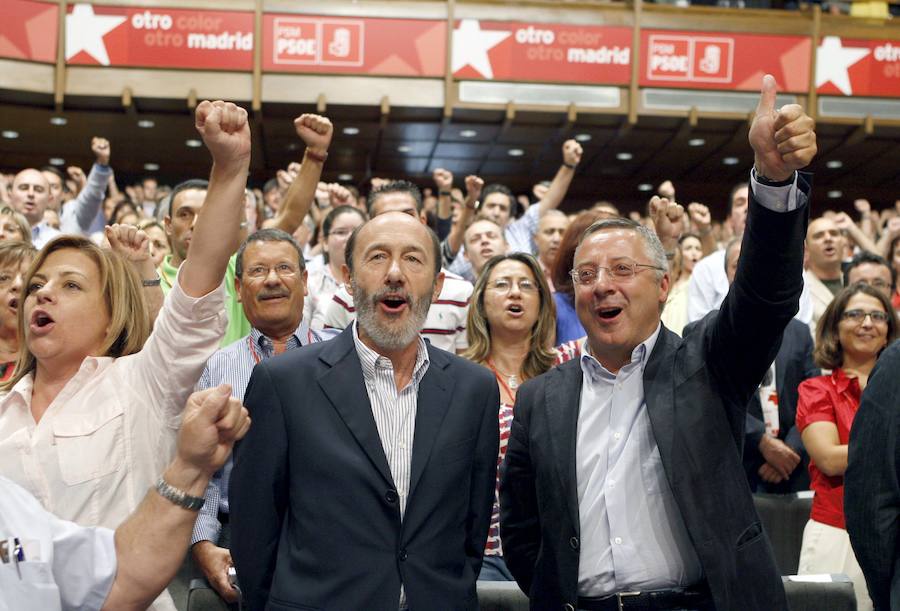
[188,228,329,605]
[844,251,895,302]
[500,75,817,611]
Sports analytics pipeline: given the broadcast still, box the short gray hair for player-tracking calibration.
[575,217,667,281]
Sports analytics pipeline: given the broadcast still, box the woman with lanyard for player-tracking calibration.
[463,252,557,582]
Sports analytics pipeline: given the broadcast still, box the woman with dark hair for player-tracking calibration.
[551,209,605,344]
[109,200,142,226]
[796,282,899,611]
[306,205,366,328]
[464,252,556,581]
[661,232,703,336]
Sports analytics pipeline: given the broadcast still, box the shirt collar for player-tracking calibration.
[580,323,662,380]
[249,320,317,350]
[830,366,861,398]
[351,321,430,386]
[158,254,179,288]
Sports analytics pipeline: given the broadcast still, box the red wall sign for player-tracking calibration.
[640,30,811,93]
[263,14,446,77]
[816,36,900,97]
[451,19,632,85]
[65,3,253,71]
[0,0,58,63]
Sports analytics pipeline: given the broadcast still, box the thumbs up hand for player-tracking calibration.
[749,75,817,182]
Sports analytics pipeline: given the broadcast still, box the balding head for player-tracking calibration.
[345,211,441,279]
[11,169,51,226]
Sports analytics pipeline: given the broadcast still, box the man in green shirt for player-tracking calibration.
[160,113,335,346]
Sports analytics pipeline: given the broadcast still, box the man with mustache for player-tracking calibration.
[188,228,326,605]
[230,211,499,610]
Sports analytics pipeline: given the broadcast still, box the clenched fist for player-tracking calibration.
[294,114,332,157]
[649,196,685,244]
[562,139,583,167]
[195,100,251,168]
[749,75,816,182]
[92,137,111,165]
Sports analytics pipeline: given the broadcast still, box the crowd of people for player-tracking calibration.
[0,76,898,611]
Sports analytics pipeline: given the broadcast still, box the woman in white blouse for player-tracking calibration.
[0,100,250,610]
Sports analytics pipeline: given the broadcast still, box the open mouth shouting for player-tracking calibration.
[29,309,55,335]
[595,305,624,322]
[506,302,525,317]
[378,293,409,315]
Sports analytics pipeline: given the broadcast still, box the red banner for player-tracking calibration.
[639,30,810,93]
[65,4,253,70]
[0,0,58,63]
[451,19,632,85]
[263,14,445,77]
[816,36,900,97]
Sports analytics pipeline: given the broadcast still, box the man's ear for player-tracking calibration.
[432,271,445,302]
[234,275,242,302]
[342,263,352,295]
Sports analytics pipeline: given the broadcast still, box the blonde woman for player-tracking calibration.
[0,206,32,245]
[464,252,557,581]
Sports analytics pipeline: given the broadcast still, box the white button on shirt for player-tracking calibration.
[575,326,703,597]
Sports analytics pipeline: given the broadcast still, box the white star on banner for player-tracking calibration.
[815,36,870,96]
[451,19,511,80]
[65,4,126,66]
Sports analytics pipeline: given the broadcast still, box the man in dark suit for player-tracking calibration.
[500,75,817,611]
[230,211,499,610]
[846,340,900,610]
[685,238,819,493]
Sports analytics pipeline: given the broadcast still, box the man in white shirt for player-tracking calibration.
[804,215,846,335]
[0,385,249,611]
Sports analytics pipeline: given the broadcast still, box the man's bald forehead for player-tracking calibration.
[14,168,48,187]
[358,210,430,243]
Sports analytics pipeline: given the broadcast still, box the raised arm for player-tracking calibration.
[180,101,251,298]
[101,386,249,611]
[60,137,112,235]
[688,203,717,256]
[445,175,483,257]
[105,223,163,325]
[537,139,583,215]
[265,114,333,235]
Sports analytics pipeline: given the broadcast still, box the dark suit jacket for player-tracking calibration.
[230,328,500,610]
[686,316,819,493]
[846,340,900,611]
[500,176,810,611]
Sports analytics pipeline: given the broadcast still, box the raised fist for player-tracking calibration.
[92,137,111,165]
[832,212,854,231]
[67,166,87,193]
[649,196,685,243]
[465,175,484,202]
[177,384,250,477]
[327,183,352,207]
[853,199,871,215]
[562,139,583,167]
[687,202,711,230]
[105,223,150,264]
[433,168,453,192]
[294,114,332,156]
[658,180,675,200]
[195,100,251,168]
[749,75,816,182]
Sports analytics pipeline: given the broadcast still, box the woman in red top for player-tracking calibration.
[464,252,557,581]
[796,282,899,611]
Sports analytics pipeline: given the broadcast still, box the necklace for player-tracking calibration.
[487,358,520,393]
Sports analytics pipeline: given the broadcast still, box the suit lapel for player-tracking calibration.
[547,360,583,529]
[317,329,395,487]
[408,346,453,499]
[643,327,677,471]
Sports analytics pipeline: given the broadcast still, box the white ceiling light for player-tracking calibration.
[342,127,359,135]
[49,116,67,126]
[688,138,706,147]
[826,160,843,169]
[722,157,740,165]
[2,130,19,139]
[574,133,592,142]
[337,173,353,181]
[185,139,202,148]
[827,190,843,199]
[397,145,412,153]
[507,148,524,157]
[637,183,653,192]
[137,119,155,129]
[460,129,478,138]
[48,157,65,166]
[616,152,632,161]
[144,163,160,171]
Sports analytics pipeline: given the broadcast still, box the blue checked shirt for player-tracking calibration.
[190,322,327,545]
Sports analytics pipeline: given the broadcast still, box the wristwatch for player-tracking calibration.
[155,476,206,511]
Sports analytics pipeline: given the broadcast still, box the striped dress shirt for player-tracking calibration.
[191,322,324,545]
[352,322,429,609]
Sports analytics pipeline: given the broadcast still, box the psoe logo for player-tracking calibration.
[272,17,364,66]
[647,34,733,82]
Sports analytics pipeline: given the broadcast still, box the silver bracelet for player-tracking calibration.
[155,476,206,511]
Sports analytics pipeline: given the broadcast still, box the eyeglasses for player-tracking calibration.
[487,278,538,293]
[841,309,890,324]
[570,259,665,285]
[328,228,354,238]
[245,263,299,280]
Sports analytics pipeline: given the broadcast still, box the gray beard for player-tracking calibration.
[352,280,432,352]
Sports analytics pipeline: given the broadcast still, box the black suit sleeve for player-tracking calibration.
[465,376,501,577]
[705,174,811,438]
[499,379,541,595]
[230,363,290,611]
[846,342,900,610]
[784,328,817,454]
